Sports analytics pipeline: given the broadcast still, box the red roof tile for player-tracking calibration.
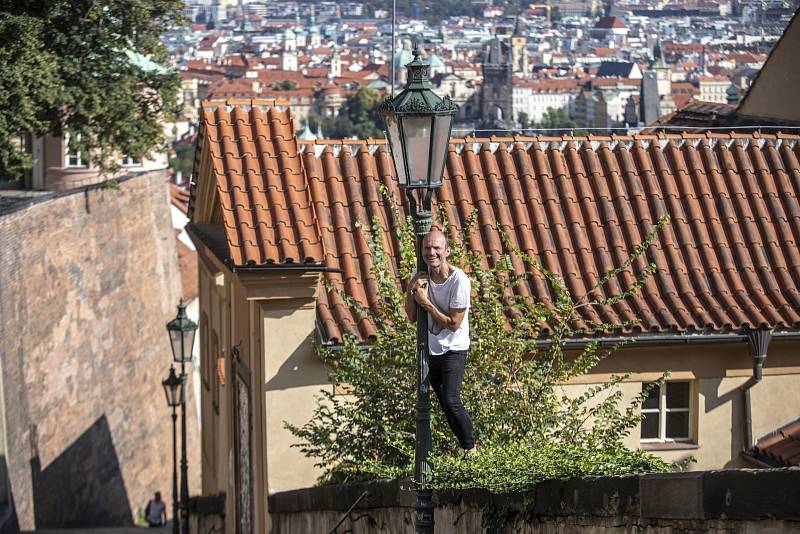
[753,420,800,467]
[193,100,800,342]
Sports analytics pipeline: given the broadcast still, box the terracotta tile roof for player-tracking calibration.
[751,419,800,467]
[196,99,324,266]
[193,99,800,343]
[645,100,800,133]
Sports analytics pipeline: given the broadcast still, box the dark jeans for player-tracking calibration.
[429,349,475,450]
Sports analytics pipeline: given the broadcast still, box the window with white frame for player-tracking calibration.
[640,381,691,442]
[122,154,142,167]
[65,134,86,168]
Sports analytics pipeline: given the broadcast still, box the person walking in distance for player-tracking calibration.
[145,491,167,527]
[405,230,477,456]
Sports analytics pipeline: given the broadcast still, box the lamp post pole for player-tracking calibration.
[379,45,458,534]
[179,366,189,534]
[410,190,435,533]
[162,366,184,534]
[171,405,179,534]
[166,301,196,534]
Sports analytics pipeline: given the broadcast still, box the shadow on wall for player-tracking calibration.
[702,377,747,469]
[30,415,132,528]
[264,336,330,392]
[0,453,20,533]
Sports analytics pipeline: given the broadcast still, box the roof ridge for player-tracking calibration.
[294,134,800,152]
[201,97,293,109]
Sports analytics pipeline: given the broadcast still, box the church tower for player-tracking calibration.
[652,40,671,97]
[282,28,298,71]
[511,17,530,77]
[480,37,513,131]
[331,45,341,78]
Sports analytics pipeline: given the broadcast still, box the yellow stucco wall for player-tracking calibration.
[261,299,330,492]
[560,341,800,470]
[197,261,329,532]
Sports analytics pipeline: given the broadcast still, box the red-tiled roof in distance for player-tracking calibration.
[169,182,190,215]
[594,16,627,29]
[206,78,257,100]
[194,100,800,343]
[751,419,800,467]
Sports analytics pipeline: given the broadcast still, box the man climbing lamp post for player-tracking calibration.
[166,301,197,534]
[379,46,458,534]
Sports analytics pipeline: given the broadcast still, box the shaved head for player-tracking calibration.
[423,230,448,247]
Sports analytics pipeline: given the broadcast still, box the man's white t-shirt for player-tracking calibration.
[426,267,471,355]
[147,499,166,525]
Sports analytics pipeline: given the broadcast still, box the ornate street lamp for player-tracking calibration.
[166,299,197,364]
[379,45,458,534]
[162,367,183,534]
[166,300,196,534]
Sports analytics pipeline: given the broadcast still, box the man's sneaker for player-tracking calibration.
[463,447,478,459]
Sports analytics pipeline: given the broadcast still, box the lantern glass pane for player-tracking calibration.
[384,115,407,185]
[401,115,432,186]
[170,329,184,362]
[165,382,183,407]
[429,114,453,187]
[162,373,184,407]
[184,328,196,361]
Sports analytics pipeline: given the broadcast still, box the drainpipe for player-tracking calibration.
[742,327,772,451]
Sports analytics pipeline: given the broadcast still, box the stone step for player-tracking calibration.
[21,524,172,534]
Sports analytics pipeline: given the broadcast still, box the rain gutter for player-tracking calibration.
[741,328,772,452]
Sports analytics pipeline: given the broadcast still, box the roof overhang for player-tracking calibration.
[186,222,341,274]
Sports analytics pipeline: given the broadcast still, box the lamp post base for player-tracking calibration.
[415,489,435,533]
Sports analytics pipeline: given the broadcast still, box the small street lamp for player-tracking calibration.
[379,45,458,534]
[162,366,183,534]
[166,300,197,534]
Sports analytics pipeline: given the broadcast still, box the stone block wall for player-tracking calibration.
[0,171,200,530]
[267,469,800,533]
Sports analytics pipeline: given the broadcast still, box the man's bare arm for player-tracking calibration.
[413,287,467,331]
[405,273,428,322]
[424,303,467,332]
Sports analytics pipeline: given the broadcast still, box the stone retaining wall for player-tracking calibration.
[268,468,800,533]
[0,172,199,530]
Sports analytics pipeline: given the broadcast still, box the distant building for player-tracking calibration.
[513,78,581,124]
[596,61,643,79]
[479,37,514,131]
[698,76,731,103]
[574,89,608,130]
[591,16,630,44]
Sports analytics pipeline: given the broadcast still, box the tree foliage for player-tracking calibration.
[0,1,184,180]
[307,87,384,140]
[536,106,579,134]
[517,111,532,130]
[287,192,673,490]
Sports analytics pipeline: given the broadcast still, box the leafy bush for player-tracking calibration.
[286,194,671,489]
